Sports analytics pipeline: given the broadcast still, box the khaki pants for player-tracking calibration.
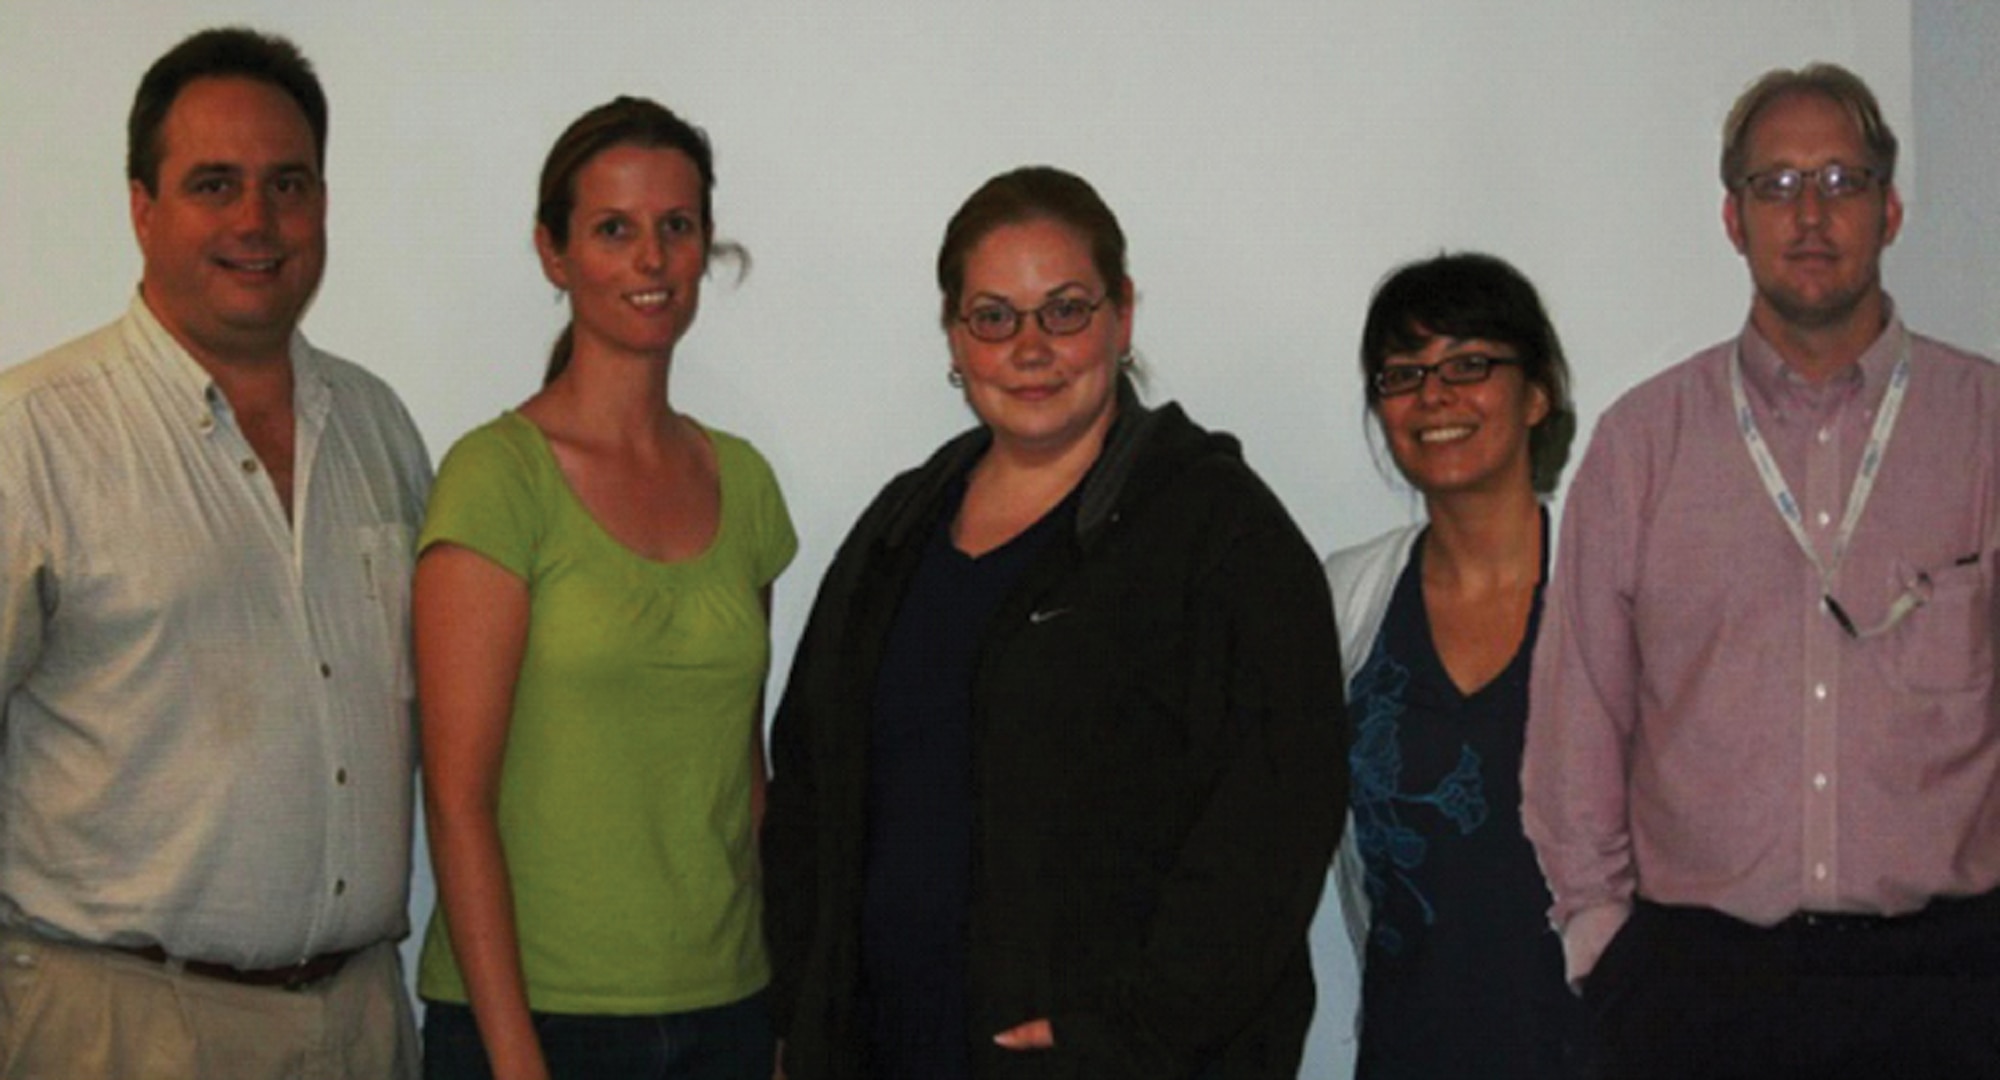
[0,929,418,1080]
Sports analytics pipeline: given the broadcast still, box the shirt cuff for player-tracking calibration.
[1559,901,1632,990]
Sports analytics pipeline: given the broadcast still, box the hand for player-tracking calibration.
[1561,902,1633,990]
[993,1018,1055,1051]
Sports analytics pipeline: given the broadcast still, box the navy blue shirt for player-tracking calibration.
[1348,522,1583,1079]
[859,480,1071,1080]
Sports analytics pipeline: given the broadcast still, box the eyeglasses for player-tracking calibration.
[1735,163,1883,203]
[1373,354,1521,398]
[955,295,1107,343]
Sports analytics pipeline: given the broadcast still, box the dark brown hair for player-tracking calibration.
[128,27,327,196]
[936,166,1129,328]
[1360,252,1576,494]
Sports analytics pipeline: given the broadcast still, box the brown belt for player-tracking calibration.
[116,944,358,992]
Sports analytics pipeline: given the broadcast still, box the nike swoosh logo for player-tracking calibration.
[1028,607,1072,624]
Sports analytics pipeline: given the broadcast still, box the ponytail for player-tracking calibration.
[543,323,575,387]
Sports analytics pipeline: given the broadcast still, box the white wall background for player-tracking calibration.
[1902,0,2000,360]
[4,3,1970,1077]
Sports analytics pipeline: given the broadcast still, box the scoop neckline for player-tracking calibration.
[502,409,726,571]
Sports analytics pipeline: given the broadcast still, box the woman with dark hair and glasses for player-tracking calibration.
[413,97,795,1080]
[762,166,1345,1080]
[1306,252,1585,1079]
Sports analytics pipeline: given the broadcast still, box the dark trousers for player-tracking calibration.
[1583,891,2000,1080]
[421,992,773,1080]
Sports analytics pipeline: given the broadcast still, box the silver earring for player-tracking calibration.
[948,368,965,388]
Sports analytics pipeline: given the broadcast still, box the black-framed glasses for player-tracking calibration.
[1736,163,1883,203]
[1373,354,1521,398]
[955,295,1107,343]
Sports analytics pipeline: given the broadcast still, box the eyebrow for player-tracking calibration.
[1439,336,1516,351]
[584,200,700,213]
[969,281,1093,302]
[180,160,319,181]
[1387,338,1517,361]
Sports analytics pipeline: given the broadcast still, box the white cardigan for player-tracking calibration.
[1322,524,1425,956]
[1299,523,1423,1069]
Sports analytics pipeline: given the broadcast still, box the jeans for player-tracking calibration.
[421,991,773,1080]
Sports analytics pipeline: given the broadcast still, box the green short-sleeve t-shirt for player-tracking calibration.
[416,411,796,1014]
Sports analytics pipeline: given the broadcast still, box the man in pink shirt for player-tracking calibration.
[1525,62,2000,1077]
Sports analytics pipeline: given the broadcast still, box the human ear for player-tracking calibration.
[534,224,570,290]
[1723,191,1749,255]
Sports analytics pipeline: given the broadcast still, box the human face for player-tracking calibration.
[130,77,326,366]
[1375,334,1547,499]
[536,144,708,364]
[947,218,1132,462]
[1723,92,1902,340]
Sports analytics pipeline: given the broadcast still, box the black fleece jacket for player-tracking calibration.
[763,389,1347,1079]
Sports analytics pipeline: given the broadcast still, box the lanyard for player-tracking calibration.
[1728,334,1914,635]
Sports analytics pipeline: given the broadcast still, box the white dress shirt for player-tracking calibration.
[0,296,432,968]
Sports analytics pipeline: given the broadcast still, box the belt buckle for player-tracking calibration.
[271,950,351,992]
[280,964,326,992]
[1796,910,1887,932]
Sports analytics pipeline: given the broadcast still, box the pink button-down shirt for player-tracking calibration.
[1524,313,2000,982]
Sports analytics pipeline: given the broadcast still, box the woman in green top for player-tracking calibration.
[414,97,796,1080]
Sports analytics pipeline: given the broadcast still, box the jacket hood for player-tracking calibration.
[876,374,1242,552]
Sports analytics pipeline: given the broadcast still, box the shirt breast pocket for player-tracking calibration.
[1890,554,1995,694]
[357,523,417,702]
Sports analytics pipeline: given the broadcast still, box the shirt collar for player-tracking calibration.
[1736,295,1906,415]
[124,291,328,428]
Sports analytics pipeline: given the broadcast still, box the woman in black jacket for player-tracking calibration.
[762,166,1346,1080]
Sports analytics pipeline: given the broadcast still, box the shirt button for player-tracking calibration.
[1814,863,1829,881]
[1813,773,1829,791]
[319,662,332,679]
[1813,683,1828,701]
[198,416,216,433]
[335,768,348,785]
[241,459,258,474]
[1815,510,1832,528]
[1816,426,1832,444]
[334,879,346,896]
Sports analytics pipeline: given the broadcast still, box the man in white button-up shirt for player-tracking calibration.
[0,27,430,1079]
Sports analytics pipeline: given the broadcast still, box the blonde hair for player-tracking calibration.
[1720,62,1898,190]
